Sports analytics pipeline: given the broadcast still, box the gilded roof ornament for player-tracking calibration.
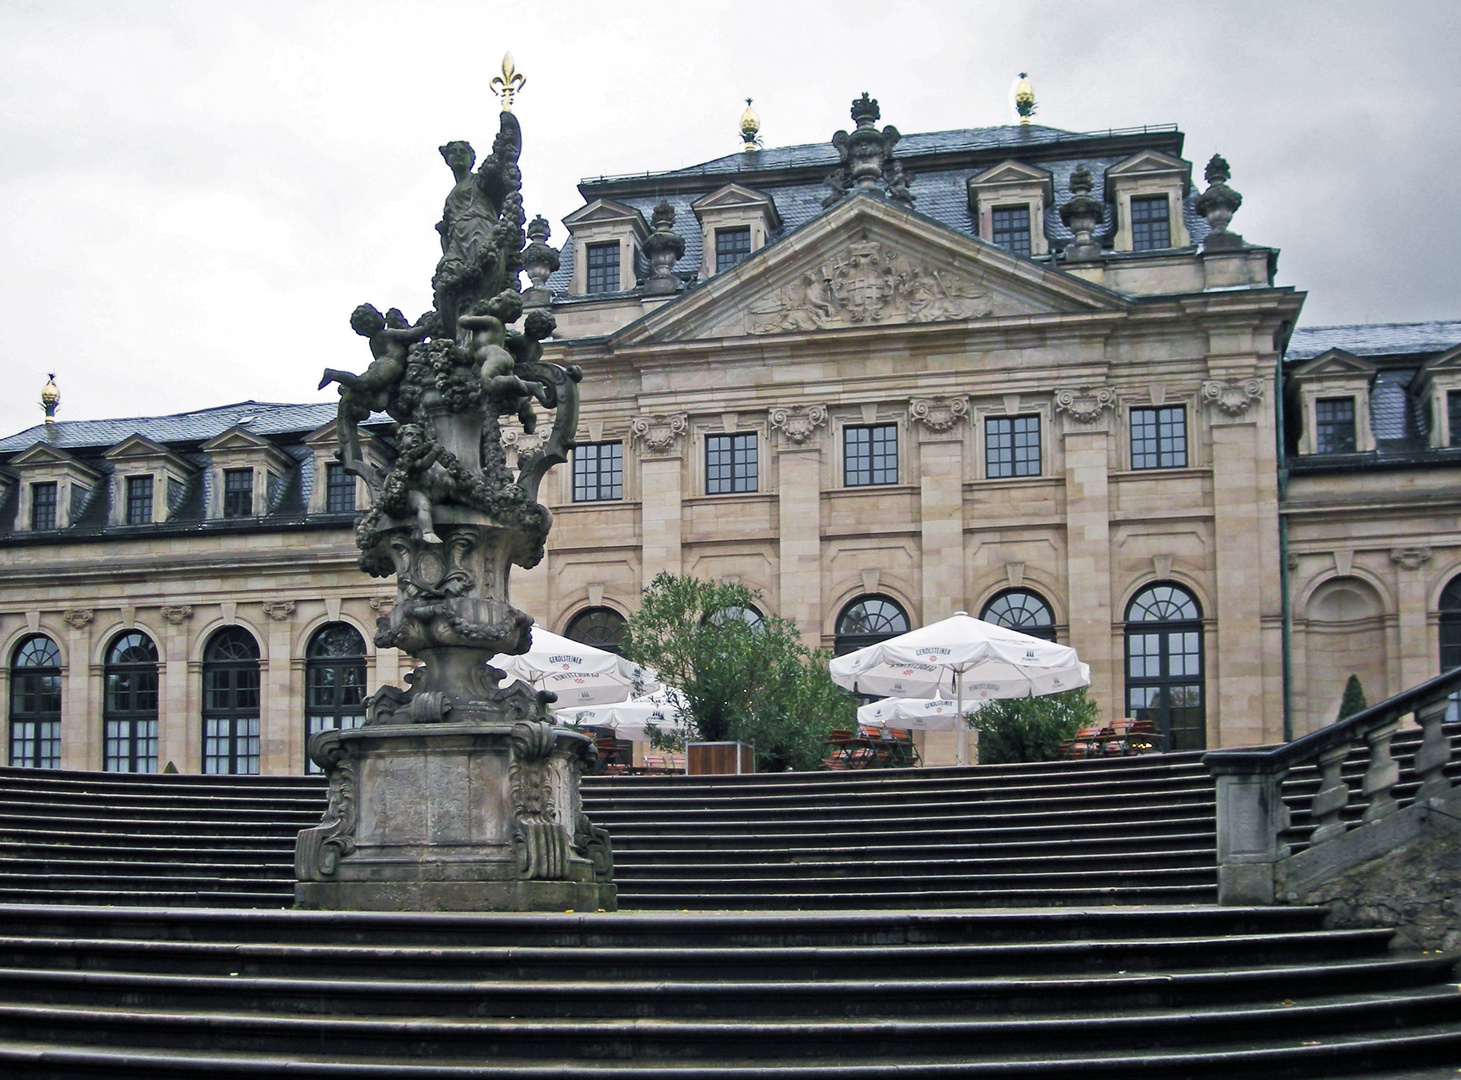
[739,98,761,151]
[490,53,526,113]
[41,373,59,425]
[1014,72,1036,125]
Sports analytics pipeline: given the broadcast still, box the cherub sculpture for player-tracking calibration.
[392,423,455,545]
[458,292,549,430]
[322,305,428,468]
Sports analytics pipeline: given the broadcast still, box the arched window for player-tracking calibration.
[564,607,627,655]
[1440,576,1461,723]
[835,595,910,656]
[1125,583,1205,751]
[708,604,765,631]
[202,627,260,775]
[1440,576,1461,672]
[981,589,1057,642]
[9,635,61,769]
[104,631,158,772]
[306,623,368,774]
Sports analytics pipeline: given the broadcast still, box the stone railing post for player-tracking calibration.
[1210,761,1289,905]
[1413,696,1453,803]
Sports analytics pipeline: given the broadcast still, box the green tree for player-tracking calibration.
[1337,674,1368,721]
[622,573,856,771]
[970,687,1100,764]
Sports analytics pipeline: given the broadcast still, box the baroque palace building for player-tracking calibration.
[2,92,1459,773]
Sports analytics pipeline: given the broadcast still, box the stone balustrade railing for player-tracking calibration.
[1203,666,1461,904]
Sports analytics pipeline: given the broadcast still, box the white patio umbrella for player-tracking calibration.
[552,688,688,743]
[829,611,1090,764]
[490,628,659,708]
[856,697,974,731]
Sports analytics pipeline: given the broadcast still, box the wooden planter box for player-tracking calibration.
[686,742,755,775]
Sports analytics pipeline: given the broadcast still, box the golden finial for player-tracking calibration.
[1013,72,1036,126]
[491,53,526,113]
[40,373,60,425]
[739,97,760,151]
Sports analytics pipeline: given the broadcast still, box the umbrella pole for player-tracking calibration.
[955,671,967,767]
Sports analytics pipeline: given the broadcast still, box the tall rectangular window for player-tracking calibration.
[30,482,57,531]
[986,416,1041,478]
[991,206,1031,256]
[845,424,898,486]
[715,227,752,273]
[325,462,355,513]
[1131,407,1188,469]
[1315,397,1357,454]
[126,475,153,525]
[223,469,253,518]
[572,441,623,502]
[1130,195,1171,250]
[585,242,620,294]
[706,433,757,494]
[1450,390,1461,448]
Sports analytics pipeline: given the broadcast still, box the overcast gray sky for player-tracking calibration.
[1,0,1457,437]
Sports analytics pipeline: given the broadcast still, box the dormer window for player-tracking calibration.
[325,462,356,513]
[966,160,1053,258]
[125,476,153,525]
[1130,195,1171,251]
[715,227,752,273]
[1105,150,1193,253]
[1315,398,1357,454]
[691,184,780,279]
[223,469,253,518]
[991,206,1032,257]
[585,242,621,294]
[30,482,57,531]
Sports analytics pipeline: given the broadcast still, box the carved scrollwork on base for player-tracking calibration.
[509,720,571,881]
[296,732,359,881]
[1201,378,1264,416]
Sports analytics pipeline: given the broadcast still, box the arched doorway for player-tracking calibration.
[1125,583,1205,750]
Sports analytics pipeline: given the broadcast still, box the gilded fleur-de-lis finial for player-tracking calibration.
[491,53,526,113]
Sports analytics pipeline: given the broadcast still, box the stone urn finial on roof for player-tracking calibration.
[822,92,909,208]
[642,199,685,296]
[521,214,560,306]
[1196,153,1244,251]
[1060,165,1105,263]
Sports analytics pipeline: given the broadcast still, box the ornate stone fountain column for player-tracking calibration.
[296,58,613,912]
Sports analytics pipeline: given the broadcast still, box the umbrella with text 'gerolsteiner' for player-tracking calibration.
[856,696,974,731]
[489,628,660,709]
[828,611,1090,764]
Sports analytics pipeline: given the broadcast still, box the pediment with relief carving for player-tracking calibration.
[612,194,1122,345]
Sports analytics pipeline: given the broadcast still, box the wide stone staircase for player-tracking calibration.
[0,902,1457,1078]
[0,737,1455,1076]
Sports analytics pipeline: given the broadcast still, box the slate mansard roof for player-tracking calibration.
[0,401,392,542]
[1285,321,1461,467]
[548,122,1211,298]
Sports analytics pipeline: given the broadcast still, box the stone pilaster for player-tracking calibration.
[262,606,294,775]
[1055,390,1116,717]
[770,405,827,644]
[631,414,687,579]
[157,605,193,772]
[1391,547,1434,689]
[60,611,94,770]
[910,397,968,623]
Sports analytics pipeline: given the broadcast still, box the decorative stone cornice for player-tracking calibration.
[1053,387,1117,425]
[160,604,192,625]
[1390,546,1432,571]
[1201,378,1264,416]
[768,404,828,445]
[262,600,296,622]
[62,609,93,629]
[908,396,969,433]
[629,413,689,456]
[502,429,547,465]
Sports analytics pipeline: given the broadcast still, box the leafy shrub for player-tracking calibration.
[970,687,1100,764]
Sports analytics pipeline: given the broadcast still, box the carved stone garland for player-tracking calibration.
[909,396,970,433]
[1053,387,1118,425]
[629,413,689,456]
[1201,379,1264,417]
[768,404,828,445]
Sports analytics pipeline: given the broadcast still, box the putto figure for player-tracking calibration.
[321,305,429,471]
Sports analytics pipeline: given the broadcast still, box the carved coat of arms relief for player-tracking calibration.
[746,240,991,334]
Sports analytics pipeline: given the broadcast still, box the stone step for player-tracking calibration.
[0,926,1395,981]
[607,849,1216,876]
[610,883,1220,910]
[0,978,1455,1057]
